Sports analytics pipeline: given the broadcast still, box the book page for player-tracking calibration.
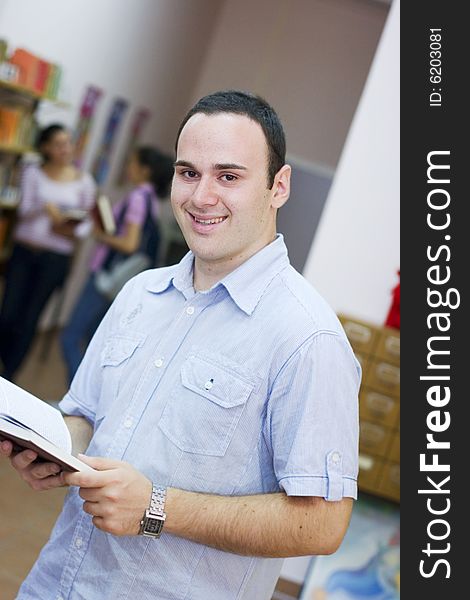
[0,377,72,453]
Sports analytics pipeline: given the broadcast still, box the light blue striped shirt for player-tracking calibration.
[19,234,360,600]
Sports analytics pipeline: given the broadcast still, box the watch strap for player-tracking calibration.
[149,484,166,517]
[139,483,167,538]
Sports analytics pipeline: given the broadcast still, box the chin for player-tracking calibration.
[188,242,224,262]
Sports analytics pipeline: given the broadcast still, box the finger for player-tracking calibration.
[29,462,62,480]
[29,473,66,491]
[0,440,13,456]
[10,449,38,471]
[64,467,110,488]
[82,500,101,517]
[78,454,124,471]
[92,516,106,531]
[79,487,101,502]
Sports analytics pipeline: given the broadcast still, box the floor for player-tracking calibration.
[0,331,68,599]
[0,331,301,599]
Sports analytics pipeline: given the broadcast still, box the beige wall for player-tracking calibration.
[192,0,388,169]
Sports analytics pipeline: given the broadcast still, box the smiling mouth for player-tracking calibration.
[190,213,228,225]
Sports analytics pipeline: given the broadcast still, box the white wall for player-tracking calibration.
[0,0,222,325]
[303,0,399,324]
[0,0,222,183]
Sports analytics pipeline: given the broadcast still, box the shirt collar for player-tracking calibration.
[220,234,289,315]
[145,250,194,296]
[145,234,290,315]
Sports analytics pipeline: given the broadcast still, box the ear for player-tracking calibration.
[270,164,291,209]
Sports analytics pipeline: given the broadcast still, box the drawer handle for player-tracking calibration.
[358,454,374,470]
[377,363,400,384]
[366,393,394,415]
[388,465,400,485]
[385,336,400,357]
[344,322,372,344]
[361,423,387,444]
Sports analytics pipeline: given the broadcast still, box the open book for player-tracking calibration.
[60,207,89,225]
[0,377,94,472]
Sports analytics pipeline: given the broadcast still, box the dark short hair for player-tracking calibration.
[135,146,174,198]
[175,90,286,188]
[36,123,67,162]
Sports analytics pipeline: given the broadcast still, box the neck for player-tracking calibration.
[193,257,240,292]
[193,233,277,292]
[133,178,150,187]
[43,162,72,173]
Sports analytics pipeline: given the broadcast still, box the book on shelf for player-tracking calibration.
[0,39,7,63]
[92,193,116,235]
[4,47,62,100]
[0,105,36,147]
[49,64,62,100]
[8,48,39,90]
[0,377,94,472]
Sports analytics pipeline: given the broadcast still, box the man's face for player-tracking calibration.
[171,112,289,277]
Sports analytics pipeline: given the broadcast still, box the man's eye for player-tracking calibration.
[221,174,237,182]
[182,170,197,178]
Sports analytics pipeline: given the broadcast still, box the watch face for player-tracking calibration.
[145,517,163,535]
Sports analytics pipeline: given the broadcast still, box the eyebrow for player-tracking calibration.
[174,160,248,171]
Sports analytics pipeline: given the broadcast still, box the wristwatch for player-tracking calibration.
[139,484,167,538]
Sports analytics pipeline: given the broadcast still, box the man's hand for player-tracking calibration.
[64,455,152,537]
[0,440,65,490]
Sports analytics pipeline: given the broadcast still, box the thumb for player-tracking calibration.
[78,454,123,471]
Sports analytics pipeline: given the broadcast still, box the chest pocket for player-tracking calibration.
[158,354,255,456]
[96,333,144,422]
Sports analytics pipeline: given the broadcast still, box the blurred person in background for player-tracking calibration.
[0,124,96,381]
[60,146,173,383]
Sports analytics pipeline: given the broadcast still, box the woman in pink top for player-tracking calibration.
[61,146,173,383]
[0,124,96,381]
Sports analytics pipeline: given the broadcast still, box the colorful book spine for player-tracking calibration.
[0,106,36,147]
[5,47,63,100]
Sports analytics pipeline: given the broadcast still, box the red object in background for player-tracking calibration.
[385,271,400,329]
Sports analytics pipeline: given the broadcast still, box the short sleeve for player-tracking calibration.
[266,332,360,501]
[123,188,148,225]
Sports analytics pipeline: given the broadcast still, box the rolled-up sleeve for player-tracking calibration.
[266,331,360,501]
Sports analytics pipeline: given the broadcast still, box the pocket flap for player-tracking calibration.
[180,355,254,408]
[100,334,144,367]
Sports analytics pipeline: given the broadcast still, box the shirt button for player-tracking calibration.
[154,358,164,368]
[204,380,213,390]
[75,537,83,548]
[331,452,341,464]
[186,306,195,315]
[124,418,133,428]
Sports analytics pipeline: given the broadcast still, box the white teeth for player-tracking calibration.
[194,216,226,225]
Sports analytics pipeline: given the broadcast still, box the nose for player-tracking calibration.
[191,176,219,208]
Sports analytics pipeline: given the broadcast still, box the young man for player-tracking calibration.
[1,90,360,600]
